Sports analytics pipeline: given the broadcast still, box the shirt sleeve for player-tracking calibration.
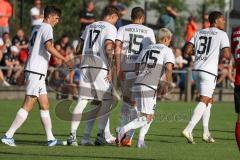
[80,26,87,40]
[116,27,124,42]
[164,48,175,65]
[42,25,53,43]
[150,30,156,44]
[105,25,117,42]
[220,32,230,49]
[189,32,197,45]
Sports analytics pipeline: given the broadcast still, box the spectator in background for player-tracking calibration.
[202,13,210,29]
[174,47,187,70]
[0,37,10,86]
[217,57,235,88]
[108,0,127,29]
[79,1,95,35]
[12,29,28,64]
[157,5,178,34]
[185,16,197,42]
[30,0,43,27]
[2,46,22,84]
[2,32,11,54]
[56,34,70,51]
[0,0,12,37]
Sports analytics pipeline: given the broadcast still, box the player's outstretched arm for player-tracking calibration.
[184,43,194,56]
[45,40,67,63]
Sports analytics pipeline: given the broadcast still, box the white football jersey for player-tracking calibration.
[190,27,230,76]
[25,23,53,76]
[135,44,175,90]
[116,24,156,71]
[80,21,117,70]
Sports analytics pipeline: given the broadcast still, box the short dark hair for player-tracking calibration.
[44,5,61,19]
[131,7,144,20]
[101,6,120,19]
[208,11,223,25]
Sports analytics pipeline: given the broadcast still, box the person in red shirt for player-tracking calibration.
[185,16,197,42]
[0,0,12,36]
[231,26,240,151]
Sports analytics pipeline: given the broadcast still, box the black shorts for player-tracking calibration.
[234,85,240,113]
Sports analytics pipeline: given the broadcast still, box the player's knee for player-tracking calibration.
[40,104,49,110]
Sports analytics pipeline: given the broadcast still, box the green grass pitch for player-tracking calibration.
[0,100,239,160]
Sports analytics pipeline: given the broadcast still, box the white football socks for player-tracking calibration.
[139,121,152,142]
[126,107,138,140]
[120,102,131,127]
[98,100,111,134]
[71,99,88,134]
[184,102,207,133]
[202,103,212,136]
[40,110,55,141]
[123,116,148,133]
[104,118,111,139]
[82,104,98,141]
[6,108,28,138]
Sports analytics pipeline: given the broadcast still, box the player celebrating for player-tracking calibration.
[182,11,230,144]
[66,6,119,146]
[1,6,67,147]
[231,25,240,151]
[114,7,156,147]
[116,28,174,148]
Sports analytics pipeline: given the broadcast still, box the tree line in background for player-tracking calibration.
[9,0,226,41]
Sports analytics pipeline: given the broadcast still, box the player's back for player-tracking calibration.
[135,43,175,90]
[81,21,117,70]
[191,27,230,76]
[116,24,156,71]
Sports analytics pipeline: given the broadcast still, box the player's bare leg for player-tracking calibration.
[1,95,37,146]
[182,96,211,144]
[38,94,58,146]
[235,114,240,151]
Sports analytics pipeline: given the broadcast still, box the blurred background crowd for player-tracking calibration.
[0,0,239,101]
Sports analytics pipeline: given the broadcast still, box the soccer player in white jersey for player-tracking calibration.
[1,6,68,147]
[116,28,175,148]
[182,11,230,144]
[66,6,119,146]
[114,7,156,147]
